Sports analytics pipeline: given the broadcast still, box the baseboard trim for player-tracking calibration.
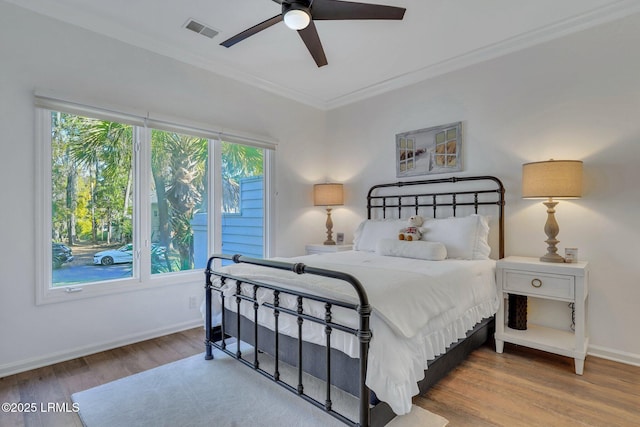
[589,344,640,367]
[0,319,203,378]
[3,322,638,378]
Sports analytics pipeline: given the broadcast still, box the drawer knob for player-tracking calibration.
[531,278,542,288]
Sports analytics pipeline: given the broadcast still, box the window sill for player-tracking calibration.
[36,270,204,305]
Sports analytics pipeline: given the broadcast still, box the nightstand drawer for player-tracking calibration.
[503,270,574,300]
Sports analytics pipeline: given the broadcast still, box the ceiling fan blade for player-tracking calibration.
[311,0,405,20]
[220,14,283,48]
[297,21,328,67]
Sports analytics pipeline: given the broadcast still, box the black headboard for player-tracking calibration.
[366,176,505,259]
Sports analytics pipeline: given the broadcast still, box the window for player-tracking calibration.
[220,142,265,260]
[49,112,135,284]
[36,96,275,304]
[149,129,209,275]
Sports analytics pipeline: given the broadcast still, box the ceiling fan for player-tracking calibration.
[220,0,406,67]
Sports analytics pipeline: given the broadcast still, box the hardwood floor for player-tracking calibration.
[1,328,638,426]
[417,343,640,426]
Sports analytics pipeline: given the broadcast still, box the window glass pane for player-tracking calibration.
[151,130,208,274]
[50,112,134,287]
[221,142,264,259]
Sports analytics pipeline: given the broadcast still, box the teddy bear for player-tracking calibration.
[398,215,425,241]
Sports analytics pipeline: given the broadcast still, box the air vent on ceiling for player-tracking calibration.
[184,19,218,39]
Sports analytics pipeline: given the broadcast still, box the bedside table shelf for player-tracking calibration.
[495,256,589,374]
[499,324,588,358]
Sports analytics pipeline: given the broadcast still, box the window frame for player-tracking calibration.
[35,96,276,305]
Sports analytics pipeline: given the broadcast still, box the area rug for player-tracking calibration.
[72,349,448,427]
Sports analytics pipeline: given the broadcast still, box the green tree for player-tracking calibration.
[221,142,263,213]
[51,112,82,245]
[67,118,133,244]
[152,130,207,271]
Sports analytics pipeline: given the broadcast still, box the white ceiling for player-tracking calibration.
[7,0,640,109]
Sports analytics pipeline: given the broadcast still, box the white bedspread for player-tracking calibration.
[205,251,498,415]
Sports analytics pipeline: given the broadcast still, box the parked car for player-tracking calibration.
[52,242,74,269]
[93,244,133,265]
[93,243,166,266]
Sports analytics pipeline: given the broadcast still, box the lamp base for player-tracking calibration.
[540,253,565,263]
[540,199,565,263]
[323,207,335,246]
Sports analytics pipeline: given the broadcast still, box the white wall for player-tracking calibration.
[325,13,640,364]
[0,2,326,376]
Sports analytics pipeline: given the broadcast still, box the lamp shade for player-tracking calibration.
[522,160,583,199]
[314,183,344,206]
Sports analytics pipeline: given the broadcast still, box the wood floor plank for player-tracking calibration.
[1,328,638,427]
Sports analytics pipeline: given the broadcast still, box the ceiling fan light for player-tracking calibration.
[284,8,310,30]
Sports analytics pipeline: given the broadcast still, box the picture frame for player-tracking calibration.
[396,121,463,177]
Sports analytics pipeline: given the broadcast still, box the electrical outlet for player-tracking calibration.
[189,296,197,309]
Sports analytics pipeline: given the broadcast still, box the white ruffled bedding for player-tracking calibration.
[206,250,498,415]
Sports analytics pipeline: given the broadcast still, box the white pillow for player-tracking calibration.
[376,238,447,261]
[420,214,491,260]
[353,219,406,252]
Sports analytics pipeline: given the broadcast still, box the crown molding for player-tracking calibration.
[321,0,640,110]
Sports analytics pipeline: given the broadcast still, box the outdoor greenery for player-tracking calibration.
[51,113,133,246]
[221,141,263,213]
[51,111,263,273]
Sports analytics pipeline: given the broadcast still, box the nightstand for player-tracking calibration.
[305,244,353,255]
[495,256,589,374]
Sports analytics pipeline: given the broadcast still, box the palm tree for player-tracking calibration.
[152,130,207,271]
[221,142,263,213]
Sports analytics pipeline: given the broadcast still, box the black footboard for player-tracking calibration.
[204,254,374,427]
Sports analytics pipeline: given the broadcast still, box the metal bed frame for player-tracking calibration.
[204,176,505,427]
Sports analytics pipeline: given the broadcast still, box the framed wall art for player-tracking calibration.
[396,121,463,177]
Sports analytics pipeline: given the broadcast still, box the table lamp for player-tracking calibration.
[313,183,344,245]
[522,160,583,263]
